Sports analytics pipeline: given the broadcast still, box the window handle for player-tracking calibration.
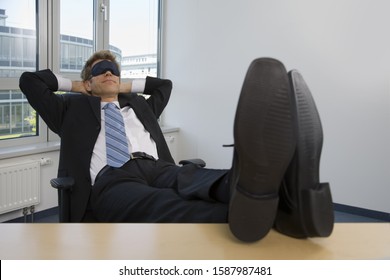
[100,3,108,21]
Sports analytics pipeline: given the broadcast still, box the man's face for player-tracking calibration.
[84,59,120,99]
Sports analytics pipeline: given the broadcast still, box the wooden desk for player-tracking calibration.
[0,223,389,259]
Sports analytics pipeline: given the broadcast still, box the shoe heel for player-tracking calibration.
[229,187,279,242]
[301,182,334,237]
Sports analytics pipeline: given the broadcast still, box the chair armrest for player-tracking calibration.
[179,159,206,168]
[50,177,75,191]
[50,177,75,223]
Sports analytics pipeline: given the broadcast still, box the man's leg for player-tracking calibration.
[90,159,228,223]
[228,58,296,242]
[92,180,228,222]
[153,161,229,202]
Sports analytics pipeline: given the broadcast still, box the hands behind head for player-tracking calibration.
[71,80,132,95]
[119,81,132,94]
[71,81,91,95]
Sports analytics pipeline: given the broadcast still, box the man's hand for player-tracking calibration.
[119,81,132,94]
[71,81,89,95]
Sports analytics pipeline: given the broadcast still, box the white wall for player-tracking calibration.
[162,0,390,213]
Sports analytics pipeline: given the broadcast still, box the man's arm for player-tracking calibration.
[144,76,173,118]
[118,77,172,118]
[55,75,88,94]
[19,69,67,134]
[119,79,146,94]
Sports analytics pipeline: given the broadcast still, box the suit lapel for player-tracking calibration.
[119,93,160,142]
[118,93,174,163]
[87,95,101,123]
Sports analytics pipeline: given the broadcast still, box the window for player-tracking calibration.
[0,89,36,138]
[58,0,160,80]
[0,0,44,146]
[110,0,159,78]
[59,0,93,75]
[0,0,161,148]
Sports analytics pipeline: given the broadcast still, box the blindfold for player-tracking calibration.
[91,60,120,77]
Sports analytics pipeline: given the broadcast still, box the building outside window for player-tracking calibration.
[0,5,37,141]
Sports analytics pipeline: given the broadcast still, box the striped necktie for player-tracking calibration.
[104,103,130,167]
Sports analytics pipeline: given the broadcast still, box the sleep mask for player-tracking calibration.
[91,60,120,77]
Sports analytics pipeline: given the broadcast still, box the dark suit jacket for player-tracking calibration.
[19,69,174,222]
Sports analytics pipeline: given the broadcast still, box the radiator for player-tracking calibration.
[0,160,40,215]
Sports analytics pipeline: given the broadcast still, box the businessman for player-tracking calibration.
[19,50,333,242]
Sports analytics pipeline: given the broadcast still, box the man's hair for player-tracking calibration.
[80,50,121,81]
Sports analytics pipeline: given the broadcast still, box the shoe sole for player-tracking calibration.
[229,58,296,242]
[275,70,334,238]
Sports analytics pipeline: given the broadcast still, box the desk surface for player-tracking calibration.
[0,223,389,259]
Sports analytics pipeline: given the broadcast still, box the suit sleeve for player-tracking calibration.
[19,69,66,134]
[143,76,173,118]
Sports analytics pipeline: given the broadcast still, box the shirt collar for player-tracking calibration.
[101,100,120,110]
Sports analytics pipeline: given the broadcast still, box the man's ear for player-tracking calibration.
[84,80,92,93]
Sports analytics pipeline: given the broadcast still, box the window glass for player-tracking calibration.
[60,0,93,74]
[0,1,36,77]
[0,90,36,140]
[110,0,159,78]
[0,0,37,140]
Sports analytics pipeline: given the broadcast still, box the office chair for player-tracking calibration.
[50,158,206,222]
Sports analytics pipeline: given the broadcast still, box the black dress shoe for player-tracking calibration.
[229,58,296,242]
[274,70,334,238]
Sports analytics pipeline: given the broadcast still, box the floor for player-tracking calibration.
[333,211,385,223]
[5,209,387,223]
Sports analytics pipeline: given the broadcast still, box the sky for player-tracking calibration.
[0,0,35,28]
[0,0,158,56]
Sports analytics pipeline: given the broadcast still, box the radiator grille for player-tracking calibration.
[0,160,40,215]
